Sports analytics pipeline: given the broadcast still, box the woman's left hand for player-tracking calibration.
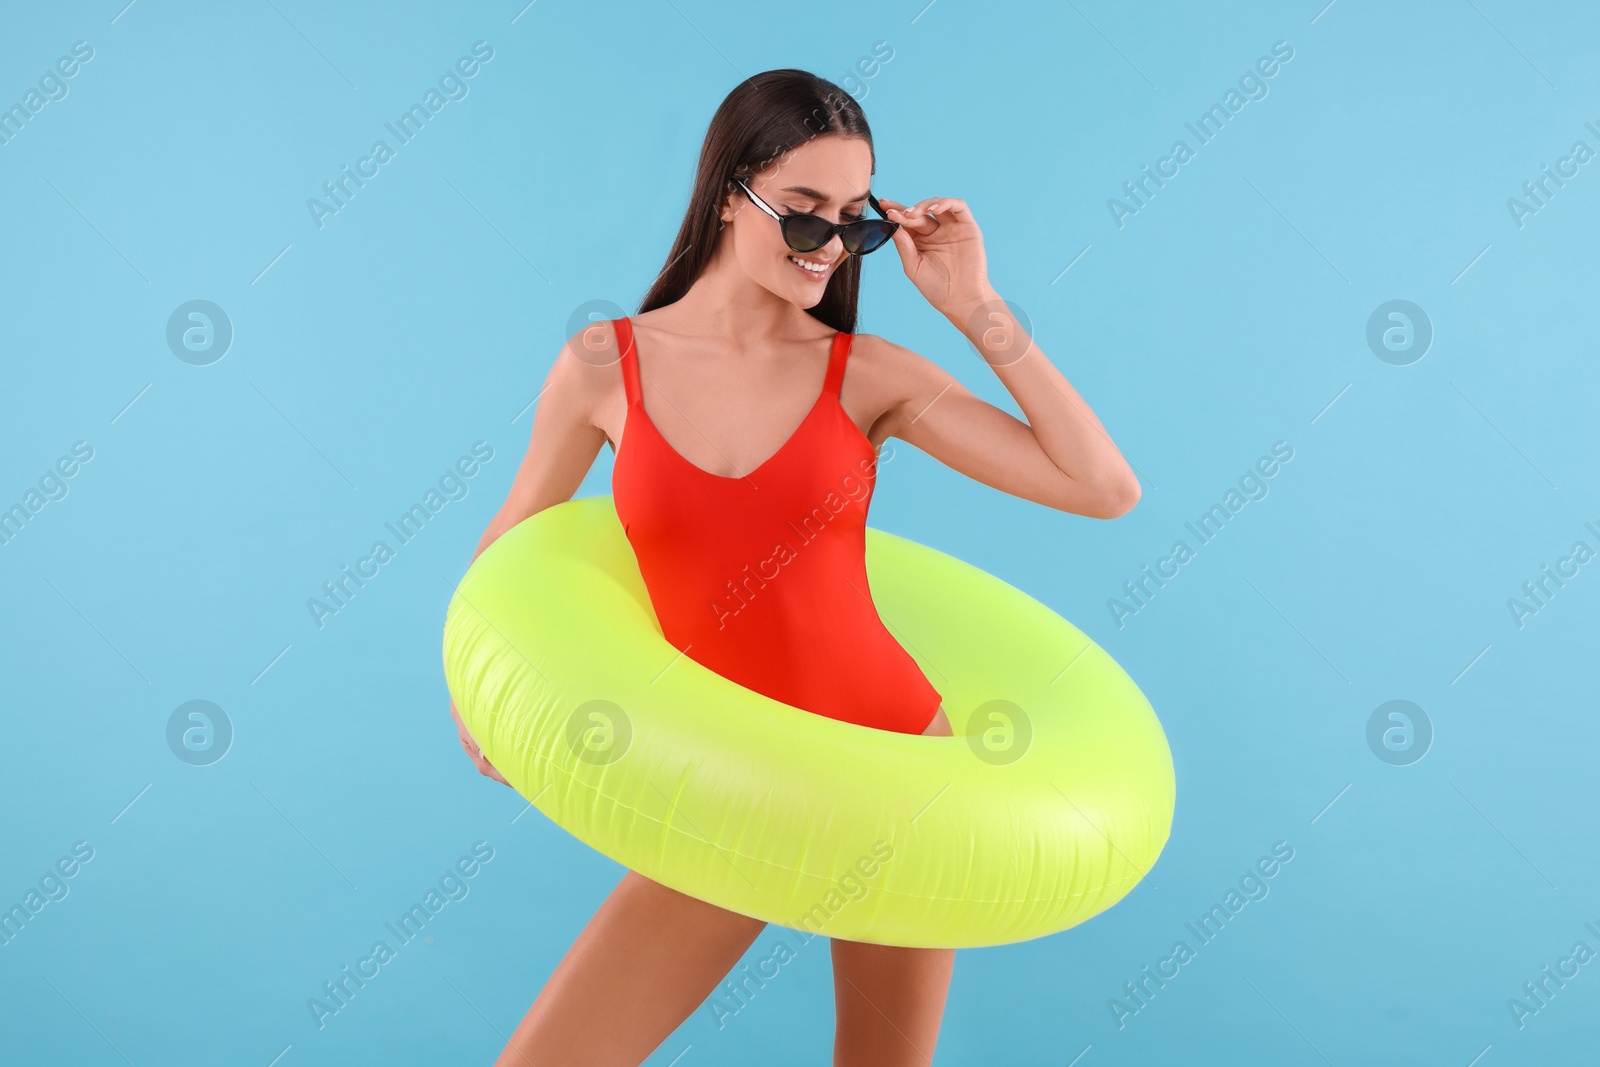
[879,197,994,319]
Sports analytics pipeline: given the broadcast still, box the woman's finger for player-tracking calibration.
[887,204,939,237]
[888,220,921,266]
[895,197,973,231]
[453,704,484,754]
[887,197,943,259]
[925,197,975,224]
[478,757,510,786]
[899,197,947,217]
[452,699,509,785]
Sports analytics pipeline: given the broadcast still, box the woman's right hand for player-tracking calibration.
[451,699,511,787]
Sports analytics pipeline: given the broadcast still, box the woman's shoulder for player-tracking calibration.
[542,317,633,429]
[845,331,957,414]
[848,330,930,369]
[832,337,940,428]
[625,305,697,337]
[553,317,626,372]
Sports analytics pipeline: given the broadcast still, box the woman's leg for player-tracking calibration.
[826,703,957,1066]
[496,870,767,1067]
[830,940,955,1066]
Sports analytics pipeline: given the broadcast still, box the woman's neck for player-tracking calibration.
[649,241,831,343]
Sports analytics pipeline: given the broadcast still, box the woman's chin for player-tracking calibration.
[766,279,825,309]
[792,275,831,306]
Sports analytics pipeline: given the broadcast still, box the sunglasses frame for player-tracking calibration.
[731,177,899,256]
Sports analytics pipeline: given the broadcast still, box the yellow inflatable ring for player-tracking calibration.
[442,495,1175,948]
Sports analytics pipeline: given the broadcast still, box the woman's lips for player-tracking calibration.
[787,254,831,280]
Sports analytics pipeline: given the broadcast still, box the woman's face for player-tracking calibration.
[719,134,876,308]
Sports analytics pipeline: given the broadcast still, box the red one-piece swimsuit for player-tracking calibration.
[610,316,943,735]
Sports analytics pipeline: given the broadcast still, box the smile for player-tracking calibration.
[787,254,832,279]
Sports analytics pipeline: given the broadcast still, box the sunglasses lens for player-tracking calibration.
[782,216,833,253]
[844,221,896,255]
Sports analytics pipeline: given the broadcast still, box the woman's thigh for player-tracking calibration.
[830,938,955,1066]
[497,870,766,1067]
[828,703,956,1064]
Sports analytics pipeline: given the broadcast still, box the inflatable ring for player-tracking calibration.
[442,495,1174,949]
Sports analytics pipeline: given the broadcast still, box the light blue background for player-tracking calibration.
[3,1,1597,1063]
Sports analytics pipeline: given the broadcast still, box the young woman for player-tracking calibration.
[450,69,1139,1067]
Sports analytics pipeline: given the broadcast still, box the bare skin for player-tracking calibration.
[490,708,953,1067]
[454,131,1139,1065]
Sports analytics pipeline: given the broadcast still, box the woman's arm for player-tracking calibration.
[863,300,1139,520]
[451,327,614,785]
[469,328,614,563]
[873,196,1141,520]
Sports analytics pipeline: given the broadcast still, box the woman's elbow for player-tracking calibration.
[1087,475,1141,520]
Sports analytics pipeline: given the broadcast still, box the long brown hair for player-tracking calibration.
[637,69,879,334]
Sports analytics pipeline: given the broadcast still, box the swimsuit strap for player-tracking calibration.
[822,331,853,397]
[621,318,848,404]
[615,317,641,407]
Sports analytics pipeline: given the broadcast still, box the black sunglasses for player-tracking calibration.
[732,178,899,256]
